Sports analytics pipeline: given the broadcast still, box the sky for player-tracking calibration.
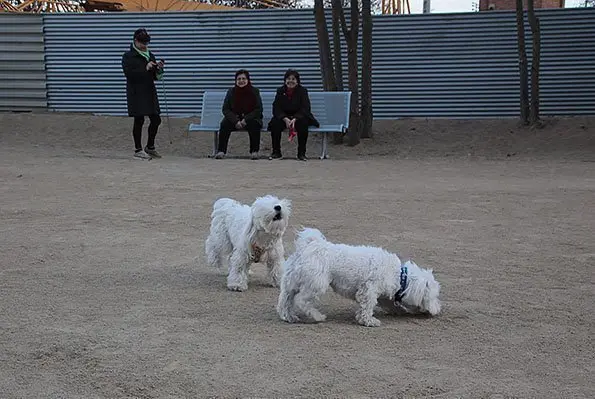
[302,0,589,13]
[410,0,586,13]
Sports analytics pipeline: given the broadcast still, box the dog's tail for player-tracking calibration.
[211,198,235,217]
[294,227,326,252]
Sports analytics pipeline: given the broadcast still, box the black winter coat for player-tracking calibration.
[222,86,263,126]
[122,45,161,117]
[269,84,320,130]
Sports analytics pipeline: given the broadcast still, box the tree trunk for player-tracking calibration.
[345,0,360,146]
[515,0,529,125]
[334,0,360,146]
[314,0,336,92]
[527,0,541,125]
[360,0,373,139]
[331,0,344,91]
[331,0,344,144]
[346,38,359,146]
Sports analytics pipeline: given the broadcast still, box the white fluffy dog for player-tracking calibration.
[205,195,291,291]
[277,227,441,327]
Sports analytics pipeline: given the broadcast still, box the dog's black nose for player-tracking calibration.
[274,205,281,212]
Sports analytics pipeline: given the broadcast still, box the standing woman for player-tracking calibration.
[121,28,165,160]
[216,69,263,160]
[268,69,319,161]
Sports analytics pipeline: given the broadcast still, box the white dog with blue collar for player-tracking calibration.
[277,227,442,327]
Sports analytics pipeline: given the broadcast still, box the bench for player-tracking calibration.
[188,90,351,160]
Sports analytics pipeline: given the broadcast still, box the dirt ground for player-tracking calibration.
[1,112,594,398]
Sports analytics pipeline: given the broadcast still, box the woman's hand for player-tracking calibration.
[146,61,156,71]
[283,117,293,129]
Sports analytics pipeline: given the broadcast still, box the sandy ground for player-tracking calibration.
[1,112,594,398]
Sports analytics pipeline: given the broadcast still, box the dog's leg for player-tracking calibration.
[227,249,249,291]
[265,242,284,288]
[205,229,232,271]
[205,233,220,268]
[277,287,300,323]
[218,237,232,271]
[355,282,381,327]
[293,290,327,323]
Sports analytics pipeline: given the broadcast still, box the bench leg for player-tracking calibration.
[211,131,218,157]
[320,133,329,160]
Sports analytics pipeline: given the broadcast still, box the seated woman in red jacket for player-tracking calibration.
[215,69,263,160]
[268,69,319,161]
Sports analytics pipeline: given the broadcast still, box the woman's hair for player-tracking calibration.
[235,69,251,82]
[284,69,301,84]
[133,28,151,43]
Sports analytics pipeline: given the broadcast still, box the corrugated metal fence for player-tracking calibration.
[42,10,333,117]
[374,8,595,117]
[41,8,595,118]
[0,13,47,111]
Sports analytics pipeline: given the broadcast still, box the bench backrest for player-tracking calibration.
[200,90,352,129]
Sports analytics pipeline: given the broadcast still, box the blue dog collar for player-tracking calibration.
[395,265,408,303]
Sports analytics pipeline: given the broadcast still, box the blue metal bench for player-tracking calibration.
[188,90,352,159]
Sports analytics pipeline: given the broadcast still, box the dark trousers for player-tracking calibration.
[218,118,262,154]
[269,117,309,157]
[133,114,161,150]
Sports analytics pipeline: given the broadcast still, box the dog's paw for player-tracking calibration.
[227,284,247,292]
[280,314,300,323]
[278,309,300,323]
[358,317,381,327]
[312,313,326,323]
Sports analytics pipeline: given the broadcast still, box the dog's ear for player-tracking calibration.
[245,211,257,238]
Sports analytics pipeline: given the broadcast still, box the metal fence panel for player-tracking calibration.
[42,8,595,118]
[0,13,47,111]
[373,8,595,117]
